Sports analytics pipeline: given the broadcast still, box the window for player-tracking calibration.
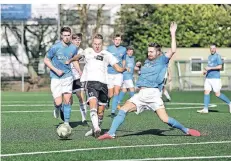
[191,58,202,72]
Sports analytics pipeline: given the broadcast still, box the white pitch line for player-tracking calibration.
[99,155,231,161]
[1,104,217,113]
[1,141,231,157]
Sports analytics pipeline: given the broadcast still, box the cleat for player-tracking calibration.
[117,105,121,110]
[60,109,64,121]
[85,129,93,137]
[98,133,115,140]
[197,109,208,114]
[82,120,89,127]
[186,129,201,137]
[53,108,60,118]
[94,128,101,138]
[110,113,116,118]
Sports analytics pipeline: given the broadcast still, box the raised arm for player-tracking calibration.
[165,22,177,59]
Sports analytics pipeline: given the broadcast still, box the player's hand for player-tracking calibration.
[125,67,130,72]
[170,22,177,34]
[203,70,207,75]
[136,61,142,67]
[78,70,83,76]
[65,60,70,65]
[56,69,64,76]
[204,66,211,71]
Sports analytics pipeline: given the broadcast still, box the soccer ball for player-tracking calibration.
[56,123,72,139]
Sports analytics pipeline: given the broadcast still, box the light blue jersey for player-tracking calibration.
[46,41,78,79]
[123,55,135,80]
[206,53,223,79]
[136,54,169,90]
[107,45,126,74]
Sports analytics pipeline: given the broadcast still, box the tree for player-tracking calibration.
[116,4,231,61]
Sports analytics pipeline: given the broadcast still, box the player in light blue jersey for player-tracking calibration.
[117,46,136,109]
[197,45,231,113]
[107,34,127,117]
[44,27,78,127]
[98,22,201,140]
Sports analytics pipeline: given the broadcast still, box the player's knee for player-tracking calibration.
[204,90,210,95]
[215,92,221,97]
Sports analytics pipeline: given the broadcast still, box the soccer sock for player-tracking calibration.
[217,93,231,105]
[63,103,71,123]
[118,91,126,105]
[167,117,188,134]
[108,110,127,136]
[80,103,87,122]
[90,108,99,130]
[204,94,210,110]
[164,90,171,100]
[111,95,119,114]
[129,91,135,98]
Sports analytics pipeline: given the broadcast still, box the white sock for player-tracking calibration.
[80,103,87,122]
[164,90,171,100]
[90,108,99,130]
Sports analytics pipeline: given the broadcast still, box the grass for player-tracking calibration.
[1,91,231,161]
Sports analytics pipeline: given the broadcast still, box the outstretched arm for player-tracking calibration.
[165,22,177,59]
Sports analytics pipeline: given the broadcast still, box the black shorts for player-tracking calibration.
[72,79,84,93]
[85,81,108,105]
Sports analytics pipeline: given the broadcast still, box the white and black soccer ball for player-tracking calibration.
[56,123,72,139]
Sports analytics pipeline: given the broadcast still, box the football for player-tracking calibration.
[56,123,72,139]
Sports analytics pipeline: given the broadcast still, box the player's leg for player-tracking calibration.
[51,78,62,119]
[98,101,137,140]
[117,87,127,110]
[76,90,88,123]
[127,79,135,98]
[61,77,74,125]
[111,74,123,116]
[107,74,114,109]
[213,79,231,113]
[155,107,200,136]
[197,79,211,113]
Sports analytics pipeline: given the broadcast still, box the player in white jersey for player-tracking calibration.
[70,34,128,138]
[70,33,88,125]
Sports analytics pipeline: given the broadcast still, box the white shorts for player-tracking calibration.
[51,76,73,99]
[107,73,123,89]
[204,78,222,92]
[128,88,164,114]
[122,79,134,89]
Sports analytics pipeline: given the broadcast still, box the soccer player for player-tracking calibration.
[44,27,78,126]
[80,34,128,138]
[71,33,88,125]
[107,34,127,117]
[117,46,136,109]
[98,22,201,140]
[197,45,231,113]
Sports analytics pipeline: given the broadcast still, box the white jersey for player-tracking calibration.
[80,48,118,84]
[71,48,84,80]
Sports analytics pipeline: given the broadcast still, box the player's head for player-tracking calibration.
[126,46,134,57]
[113,34,122,47]
[147,42,162,60]
[60,27,72,44]
[92,34,103,53]
[210,44,217,54]
[72,33,82,47]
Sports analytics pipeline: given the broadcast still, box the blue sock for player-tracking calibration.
[108,110,127,135]
[217,93,231,104]
[167,117,188,134]
[63,103,71,122]
[129,91,135,98]
[204,94,210,110]
[118,91,126,105]
[111,95,119,114]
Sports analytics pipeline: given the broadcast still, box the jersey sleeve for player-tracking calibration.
[106,52,118,66]
[217,54,223,65]
[46,45,56,60]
